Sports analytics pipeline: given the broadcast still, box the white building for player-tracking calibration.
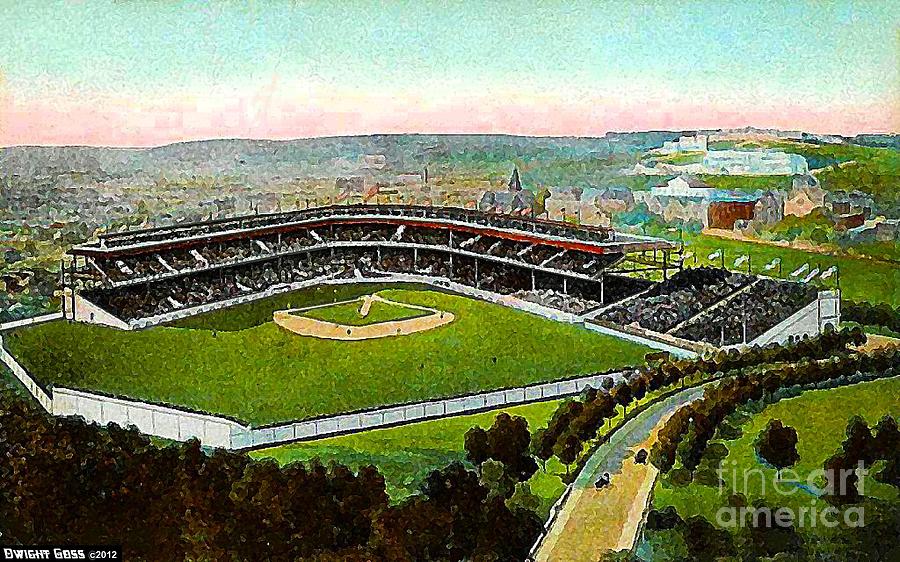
[659,135,708,154]
[702,150,808,175]
[651,175,718,198]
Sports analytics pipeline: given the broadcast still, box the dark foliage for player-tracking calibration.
[754,419,800,474]
[842,300,900,334]
[0,391,542,561]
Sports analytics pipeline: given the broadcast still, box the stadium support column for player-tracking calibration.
[600,273,605,304]
[60,258,67,319]
[414,247,418,265]
[563,277,568,295]
[531,270,535,291]
[70,260,77,320]
[475,258,479,289]
[663,249,669,281]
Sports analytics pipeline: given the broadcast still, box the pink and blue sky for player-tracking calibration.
[0,0,897,147]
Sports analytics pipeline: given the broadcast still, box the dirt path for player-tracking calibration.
[857,333,900,353]
[533,385,707,561]
[535,419,668,560]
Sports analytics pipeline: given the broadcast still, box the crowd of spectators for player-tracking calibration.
[672,279,818,346]
[91,239,637,321]
[512,289,603,315]
[597,268,755,333]
[88,221,623,293]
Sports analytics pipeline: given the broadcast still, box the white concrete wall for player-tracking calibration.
[0,312,62,332]
[72,293,130,330]
[748,290,840,347]
[0,335,54,412]
[231,369,626,449]
[52,387,243,449]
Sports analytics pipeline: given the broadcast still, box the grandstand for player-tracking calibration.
[62,204,838,351]
[63,205,675,325]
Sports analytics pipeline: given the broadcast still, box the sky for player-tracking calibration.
[0,0,897,147]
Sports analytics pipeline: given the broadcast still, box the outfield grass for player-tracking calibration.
[300,299,429,326]
[252,400,568,515]
[653,377,900,532]
[5,286,652,425]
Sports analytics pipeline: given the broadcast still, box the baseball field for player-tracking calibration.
[4,282,652,425]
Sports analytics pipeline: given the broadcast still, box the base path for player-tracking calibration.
[534,385,707,562]
[273,294,454,340]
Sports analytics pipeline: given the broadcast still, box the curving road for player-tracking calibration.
[533,384,708,561]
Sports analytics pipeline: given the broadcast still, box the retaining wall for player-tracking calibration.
[0,312,62,333]
[0,335,54,412]
[52,387,242,449]
[234,370,624,449]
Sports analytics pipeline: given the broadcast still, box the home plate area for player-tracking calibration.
[272,294,455,340]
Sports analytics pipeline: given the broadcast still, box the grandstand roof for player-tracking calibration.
[70,205,675,258]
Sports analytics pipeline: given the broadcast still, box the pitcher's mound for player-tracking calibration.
[273,294,455,340]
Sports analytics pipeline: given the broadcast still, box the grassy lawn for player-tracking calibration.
[300,298,429,326]
[653,376,900,533]
[252,400,568,515]
[4,286,652,426]
[682,232,900,307]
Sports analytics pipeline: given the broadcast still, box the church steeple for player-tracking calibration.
[508,167,522,192]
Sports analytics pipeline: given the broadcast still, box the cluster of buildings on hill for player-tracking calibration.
[474,166,890,245]
[635,134,809,176]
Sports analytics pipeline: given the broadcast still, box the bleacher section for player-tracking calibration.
[595,267,823,347]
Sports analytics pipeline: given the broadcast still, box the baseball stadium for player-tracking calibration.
[0,204,839,449]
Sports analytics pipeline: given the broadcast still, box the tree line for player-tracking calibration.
[650,346,900,475]
[0,390,542,561]
[530,327,865,475]
[842,299,900,334]
[824,414,899,504]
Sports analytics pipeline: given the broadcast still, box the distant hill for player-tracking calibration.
[849,134,900,150]
[0,135,633,186]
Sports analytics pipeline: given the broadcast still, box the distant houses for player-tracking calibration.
[642,174,786,230]
[477,167,535,215]
[785,176,826,217]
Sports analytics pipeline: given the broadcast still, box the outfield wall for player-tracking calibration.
[0,335,54,412]
[0,312,62,332]
[52,387,242,449]
[234,370,625,449]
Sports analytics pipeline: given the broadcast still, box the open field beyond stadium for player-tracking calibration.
[683,233,900,307]
[4,283,651,426]
[253,399,568,515]
[652,376,900,534]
